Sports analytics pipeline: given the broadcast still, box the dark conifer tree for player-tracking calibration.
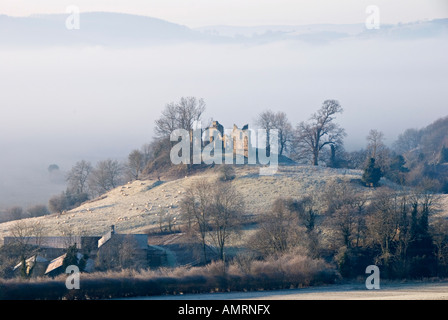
[362,158,382,187]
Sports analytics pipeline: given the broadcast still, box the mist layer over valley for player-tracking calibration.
[0,13,447,209]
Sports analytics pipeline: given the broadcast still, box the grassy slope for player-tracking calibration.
[0,164,447,241]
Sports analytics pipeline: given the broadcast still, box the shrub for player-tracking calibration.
[27,205,50,218]
[217,165,236,181]
[362,158,382,187]
[0,253,338,300]
[48,190,89,214]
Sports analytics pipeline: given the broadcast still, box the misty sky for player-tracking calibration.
[0,1,447,209]
[2,0,448,27]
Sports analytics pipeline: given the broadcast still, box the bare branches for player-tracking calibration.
[89,159,124,197]
[180,179,244,262]
[66,160,92,195]
[127,149,145,181]
[291,100,345,165]
[155,97,206,138]
[255,110,293,156]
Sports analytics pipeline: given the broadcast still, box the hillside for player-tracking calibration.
[0,12,204,47]
[394,115,448,193]
[1,164,447,241]
[1,14,447,47]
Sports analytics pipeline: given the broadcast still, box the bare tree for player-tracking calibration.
[154,97,206,169]
[180,180,214,263]
[345,148,368,169]
[10,220,44,259]
[323,181,368,249]
[256,110,292,156]
[48,192,68,213]
[127,149,145,181]
[66,160,92,195]
[284,196,321,257]
[141,143,154,166]
[27,204,50,218]
[367,129,384,159]
[6,206,24,221]
[366,129,389,172]
[255,110,275,156]
[366,189,402,267]
[89,159,123,196]
[157,207,176,233]
[282,197,318,233]
[292,100,345,165]
[155,102,179,138]
[208,182,244,260]
[0,221,44,278]
[393,128,421,154]
[180,179,244,262]
[155,96,206,138]
[248,198,302,257]
[142,137,173,176]
[431,217,448,273]
[274,111,293,156]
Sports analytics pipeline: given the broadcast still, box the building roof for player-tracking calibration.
[97,225,148,249]
[44,252,83,275]
[13,255,48,271]
[98,232,148,249]
[45,254,66,274]
[98,230,112,248]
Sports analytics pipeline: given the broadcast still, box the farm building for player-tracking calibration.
[3,225,167,277]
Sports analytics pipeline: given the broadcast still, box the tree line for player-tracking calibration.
[245,182,448,279]
[176,166,448,279]
[3,96,445,220]
[42,96,445,217]
[147,96,447,193]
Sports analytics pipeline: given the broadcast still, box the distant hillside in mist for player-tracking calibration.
[0,12,204,47]
[1,13,447,47]
[196,19,448,43]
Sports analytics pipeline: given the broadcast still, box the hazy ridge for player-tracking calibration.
[1,13,447,47]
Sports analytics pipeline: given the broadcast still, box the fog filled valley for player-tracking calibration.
[1,10,448,301]
[1,13,448,211]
